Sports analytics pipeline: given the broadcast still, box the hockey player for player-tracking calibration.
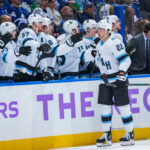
[79,19,100,78]
[0,22,17,82]
[0,22,31,82]
[55,19,95,80]
[95,19,134,147]
[54,20,84,79]
[106,15,123,42]
[39,18,57,48]
[14,13,49,82]
[37,17,58,81]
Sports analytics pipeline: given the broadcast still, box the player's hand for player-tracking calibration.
[43,71,52,81]
[91,50,97,57]
[115,71,127,87]
[0,33,13,47]
[19,46,32,56]
[66,33,83,46]
[71,33,83,44]
[38,43,51,53]
[94,37,100,45]
[100,73,108,85]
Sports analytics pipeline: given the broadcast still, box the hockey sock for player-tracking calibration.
[99,104,112,132]
[118,104,134,133]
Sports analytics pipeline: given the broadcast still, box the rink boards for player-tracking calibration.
[0,75,150,150]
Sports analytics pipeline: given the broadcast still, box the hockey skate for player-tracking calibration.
[96,130,112,147]
[120,131,135,146]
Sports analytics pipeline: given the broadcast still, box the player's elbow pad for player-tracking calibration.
[119,57,131,73]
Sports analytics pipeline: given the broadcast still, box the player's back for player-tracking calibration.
[0,41,17,77]
[55,40,86,79]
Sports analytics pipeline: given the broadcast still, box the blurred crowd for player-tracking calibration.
[0,0,150,83]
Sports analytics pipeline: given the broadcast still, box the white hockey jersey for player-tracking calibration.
[0,41,17,78]
[111,32,123,42]
[38,32,57,48]
[96,37,131,83]
[54,34,87,79]
[16,27,40,76]
[38,32,57,72]
[57,33,71,45]
[79,36,96,77]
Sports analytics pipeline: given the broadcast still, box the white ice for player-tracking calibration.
[51,139,150,150]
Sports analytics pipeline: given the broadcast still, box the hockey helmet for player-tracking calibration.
[97,19,112,32]
[42,17,52,27]
[28,13,43,27]
[83,19,97,31]
[0,22,17,35]
[63,20,79,34]
[106,15,120,24]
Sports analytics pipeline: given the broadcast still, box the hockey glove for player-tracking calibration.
[0,33,13,48]
[100,73,108,84]
[66,33,83,46]
[71,33,83,43]
[91,50,97,58]
[19,46,32,56]
[57,55,66,66]
[115,71,127,87]
[100,73,117,87]
[94,37,100,45]
[38,43,51,53]
[43,71,53,81]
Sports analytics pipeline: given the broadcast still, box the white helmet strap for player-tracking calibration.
[101,30,110,41]
[32,22,39,33]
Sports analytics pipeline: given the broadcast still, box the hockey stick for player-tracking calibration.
[99,81,150,87]
[100,73,150,87]
[32,52,55,76]
[100,74,117,88]
[57,56,61,80]
[127,83,150,86]
[89,60,96,78]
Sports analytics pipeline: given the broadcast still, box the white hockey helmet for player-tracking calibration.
[106,15,119,24]
[63,20,79,34]
[83,19,97,31]
[42,17,52,27]
[0,22,17,35]
[28,13,43,27]
[97,19,112,32]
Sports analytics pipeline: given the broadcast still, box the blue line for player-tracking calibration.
[101,114,112,118]
[15,65,33,73]
[108,77,117,81]
[128,74,150,78]
[3,52,8,63]
[122,115,132,120]
[120,56,129,63]
[102,121,112,124]
[116,53,127,60]
[0,74,150,87]
[0,78,99,87]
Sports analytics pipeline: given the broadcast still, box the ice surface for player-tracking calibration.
[51,139,150,150]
